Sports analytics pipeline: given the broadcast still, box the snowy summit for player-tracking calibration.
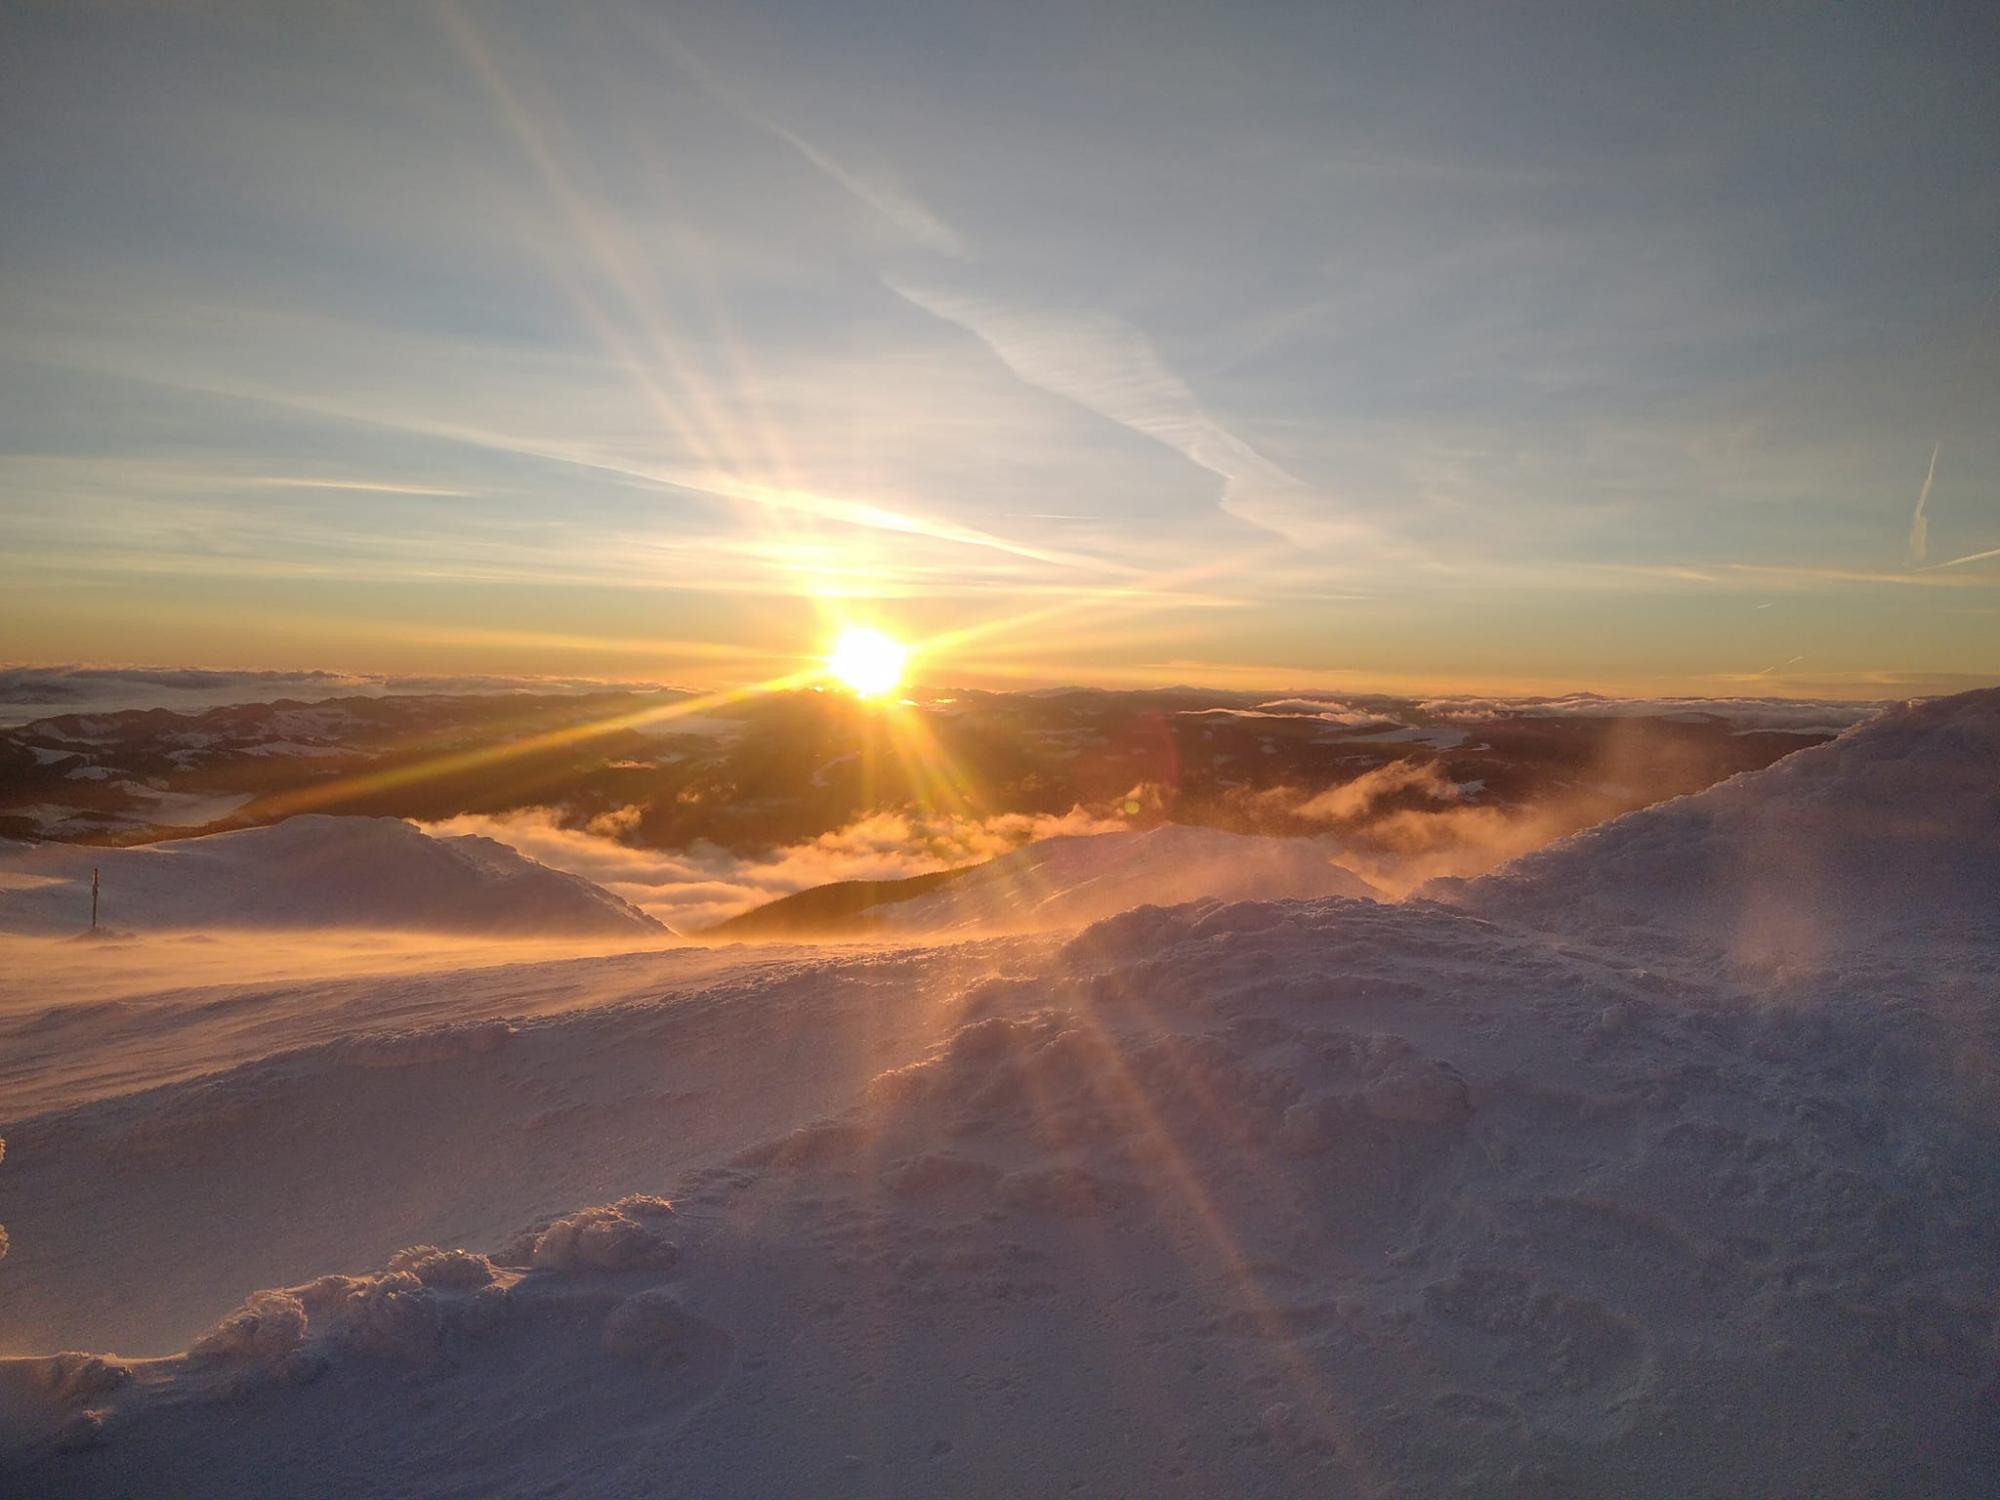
[2,690,1998,1495]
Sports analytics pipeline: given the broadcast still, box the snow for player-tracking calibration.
[140,790,256,827]
[1335,723,1472,749]
[631,713,745,742]
[873,825,1380,934]
[1448,686,2000,963]
[0,816,667,938]
[0,940,791,1120]
[1,691,1997,1496]
[810,750,860,787]
[1180,703,1397,729]
[1418,692,1884,734]
[7,805,85,832]
[0,665,672,728]
[16,784,254,836]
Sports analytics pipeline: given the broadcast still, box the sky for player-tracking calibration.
[2,0,1996,698]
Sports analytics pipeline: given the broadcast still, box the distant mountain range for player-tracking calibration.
[0,680,1910,933]
[0,683,1875,864]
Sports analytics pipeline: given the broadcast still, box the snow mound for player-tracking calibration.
[0,1352,131,1456]
[1450,687,2000,959]
[500,1197,680,1272]
[0,1208,732,1489]
[186,1252,514,1373]
[5,881,1999,1493]
[164,1203,685,1396]
[871,825,1379,934]
[0,816,666,936]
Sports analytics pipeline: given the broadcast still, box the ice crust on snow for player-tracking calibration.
[3,690,1999,1495]
[0,814,665,936]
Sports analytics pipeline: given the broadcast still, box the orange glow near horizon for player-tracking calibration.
[826,625,910,699]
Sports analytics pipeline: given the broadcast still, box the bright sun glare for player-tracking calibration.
[826,626,909,698]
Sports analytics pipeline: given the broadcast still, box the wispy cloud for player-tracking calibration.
[5,1,1993,689]
[886,280,1369,550]
[760,124,964,255]
[28,330,1124,585]
[634,15,964,255]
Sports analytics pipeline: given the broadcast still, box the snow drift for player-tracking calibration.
[0,816,666,937]
[1448,686,2000,962]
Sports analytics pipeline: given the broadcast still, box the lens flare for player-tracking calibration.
[826,626,909,698]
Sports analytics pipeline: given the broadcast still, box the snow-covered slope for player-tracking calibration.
[0,942,809,1121]
[1449,686,2000,961]
[867,825,1379,934]
[4,696,1999,1496]
[4,891,1996,1495]
[0,816,665,937]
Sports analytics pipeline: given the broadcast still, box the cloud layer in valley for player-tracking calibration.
[416,805,1128,931]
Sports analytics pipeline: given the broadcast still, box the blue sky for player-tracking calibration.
[2,0,1995,695]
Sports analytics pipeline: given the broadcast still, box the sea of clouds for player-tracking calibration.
[416,805,1128,931]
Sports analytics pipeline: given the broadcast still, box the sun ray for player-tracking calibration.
[242,665,824,823]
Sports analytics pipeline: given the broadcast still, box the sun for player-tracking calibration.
[826,625,909,698]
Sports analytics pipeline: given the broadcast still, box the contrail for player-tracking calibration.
[1907,441,1938,565]
[631,14,963,255]
[1926,544,2000,571]
[1903,280,1998,569]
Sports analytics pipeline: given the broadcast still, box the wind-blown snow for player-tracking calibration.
[1449,686,2000,964]
[416,804,1129,930]
[871,825,1380,934]
[0,816,665,937]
